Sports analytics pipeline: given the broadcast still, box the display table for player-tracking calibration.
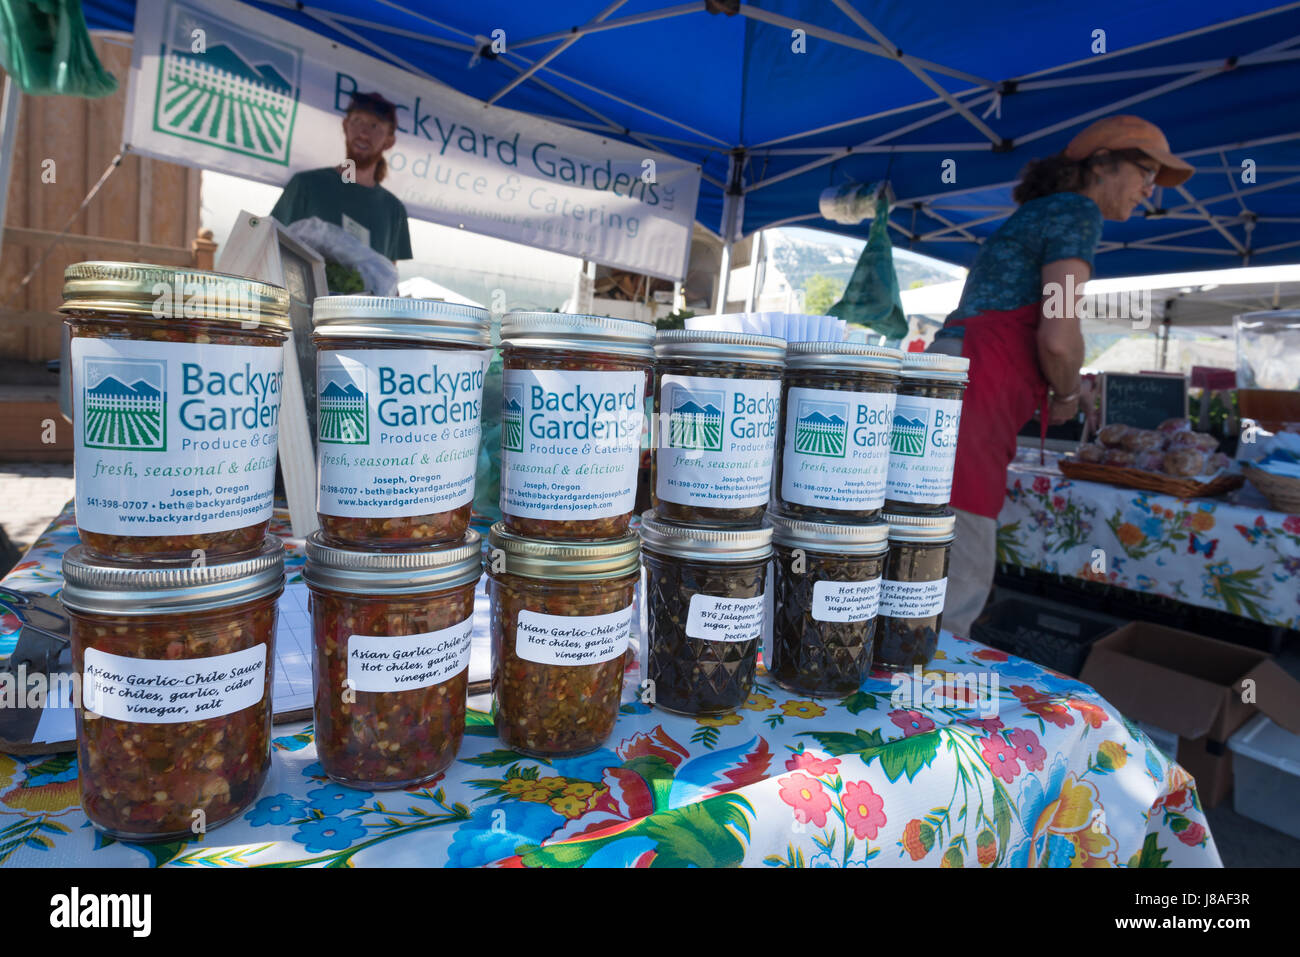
[0,502,1220,867]
[999,449,1300,630]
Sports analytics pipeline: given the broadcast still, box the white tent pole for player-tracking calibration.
[1255,237,1300,255]
[1099,244,1238,256]
[1015,47,1300,91]
[0,77,21,264]
[715,153,743,315]
[919,212,1008,239]
[895,179,1020,207]
[1181,131,1300,157]
[745,230,763,312]
[1220,150,1253,214]
[1163,174,1300,216]
[314,10,475,50]
[489,0,627,104]
[508,3,704,48]
[831,0,1003,145]
[753,85,991,149]
[1172,185,1246,254]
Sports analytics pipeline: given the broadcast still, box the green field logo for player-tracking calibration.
[891,405,928,457]
[794,401,847,458]
[152,2,301,165]
[83,358,167,452]
[667,386,724,452]
[319,378,368,444]
[503,387,524,452]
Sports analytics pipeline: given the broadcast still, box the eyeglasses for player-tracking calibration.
[1130,160,1158,187]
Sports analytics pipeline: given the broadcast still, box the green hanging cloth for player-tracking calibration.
[827,195,907,339]
[0,0,117,97]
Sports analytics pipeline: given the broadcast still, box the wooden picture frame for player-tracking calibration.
[216,211,325,538]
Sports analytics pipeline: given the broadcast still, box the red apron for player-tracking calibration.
[945,303,1049,520]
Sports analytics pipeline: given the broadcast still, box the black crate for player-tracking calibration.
[971,598,1118,677]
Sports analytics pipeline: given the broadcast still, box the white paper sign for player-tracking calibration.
[123,0,700,279]
[516,605,634,666]
[346,615,473,692]
[685,594,765,643]
[82,645,266,723]
[812,578,882,623]
[878,578,949,618]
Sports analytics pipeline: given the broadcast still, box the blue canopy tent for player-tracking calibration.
[77,0,1300,295]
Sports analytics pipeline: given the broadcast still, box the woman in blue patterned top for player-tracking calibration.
[928,115,1193,636]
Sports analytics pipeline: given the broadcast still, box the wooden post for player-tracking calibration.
[192,228,217,271]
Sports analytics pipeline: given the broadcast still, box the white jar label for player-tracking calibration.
[886,395,962,504]
[878,578,949,618]
[500,368,644,520]
[82,644,266,723]
[812,578,882,623]
[780,386,896,511]
[317,348,488,518]
[346,614,473,692]
[72,337,282,536]
[686,594,765,643]
[655,373,780,508]
[515,605,634,666]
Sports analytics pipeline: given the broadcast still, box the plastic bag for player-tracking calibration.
[827,195,907,340]
[0,0,116,97]
[285,217,399,296]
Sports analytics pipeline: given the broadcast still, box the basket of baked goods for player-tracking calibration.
[1240,449,1300,512]
[1059,418,1244,498]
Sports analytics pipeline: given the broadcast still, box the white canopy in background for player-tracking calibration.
[397,276,484,308]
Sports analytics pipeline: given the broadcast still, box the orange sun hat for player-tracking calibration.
[1064,115,1194,187]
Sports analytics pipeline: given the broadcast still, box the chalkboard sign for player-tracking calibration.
[1100,372,1188,430]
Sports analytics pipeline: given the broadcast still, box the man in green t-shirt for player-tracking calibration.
[270,91,413,263]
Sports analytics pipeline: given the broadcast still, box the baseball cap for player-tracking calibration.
[346,91,398,125]
[1064,115,1194,187]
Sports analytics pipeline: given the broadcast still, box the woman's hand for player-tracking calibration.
[1048,395,1079,425]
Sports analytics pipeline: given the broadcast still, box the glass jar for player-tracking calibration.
[640,511,772,716]
[62,261,290,562]
[885,353,969,513]
[499,312,653,540]
[303,530,481,788]
[873,511,956,671]
[312,296,492,548]
[61,536,284,842]
[487,524,640,757]
[652,330,785,527]
[768,512,889,696]
[775,341,902,522]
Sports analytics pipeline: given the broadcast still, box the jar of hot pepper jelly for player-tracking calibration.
[487,525,640,758]
[885,353,969,514]
[768,512,889,696]
[652,330,785,527]
[499,312,654,540]
[304,531,482,788]
[311,296,492,548]
[775,341,903,522]
[61,536,284,842]
[873,511,956,671]
[640,511,772,716]
[62,261,290,563]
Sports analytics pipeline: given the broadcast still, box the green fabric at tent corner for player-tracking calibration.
[828,195,907,340]
[0,0,117,97]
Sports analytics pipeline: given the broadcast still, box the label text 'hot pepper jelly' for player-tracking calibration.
[63,262,289,562]
[304,530,482,789]
[652,330,785,526]
[885,353,969,513]
[776,341,902,521]
[874,511,955,671]
[61,536,284,842]
[768,512,889,697]
[640,510,772,716]
[312,296,492,548]
[499,312,653,540]
[487,525,640,757]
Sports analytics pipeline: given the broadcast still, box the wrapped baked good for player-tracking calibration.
[1101,449,1136,467]
[1134,450,1166,472]
[1074,444,1105,463]
[1162,449,1205,477]
[1167,431,1219,453]
[1121,429,1166,452]
[1205,452,1231,474]
[1157,417,1192,433]
[1097,423,1132,447]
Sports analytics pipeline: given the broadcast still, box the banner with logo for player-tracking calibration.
[122,0,700,279]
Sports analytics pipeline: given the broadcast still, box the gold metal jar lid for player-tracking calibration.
[304,530,483,595]
[487,523,640,580]
[312,296,491,347]
[60,261,290,329]
[61,536,286,615]
[785,340,903,374]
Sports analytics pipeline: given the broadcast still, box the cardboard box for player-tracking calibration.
[1079,622,1300,807]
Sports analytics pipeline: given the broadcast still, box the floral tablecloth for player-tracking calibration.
[0,502,1220,867]
[999,451,1300,629]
